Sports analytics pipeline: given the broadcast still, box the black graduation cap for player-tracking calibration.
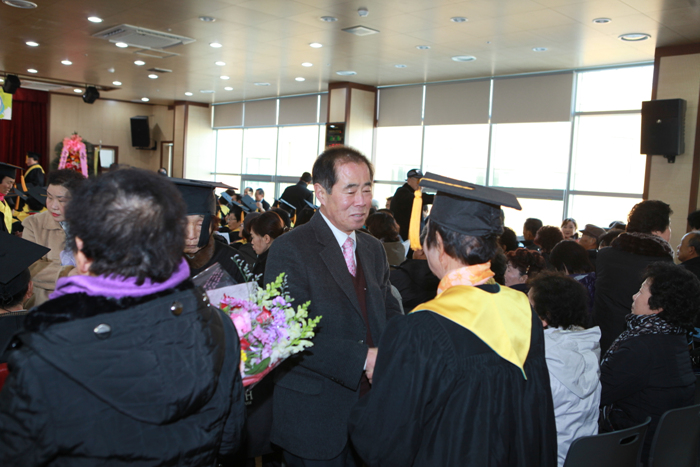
[26,151,42,161]
[419,172,521,236]
[0,162,21,180]
[171,178,217,248]
[219,191,234,208]
[277,198,296,216]
[0,232,50,299]
[20,185,47,207]
[240,194,258,212]
[304,199,319,210]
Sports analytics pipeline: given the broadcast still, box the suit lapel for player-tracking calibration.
[313,214,363,317]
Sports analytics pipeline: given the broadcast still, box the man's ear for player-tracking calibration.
[314,183,327,206]
[74,237,93,275]
[24,281,34,304]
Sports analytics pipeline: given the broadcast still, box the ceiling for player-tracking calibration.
[1,0,699,106]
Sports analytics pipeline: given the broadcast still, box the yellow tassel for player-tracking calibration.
[409,189,422,251]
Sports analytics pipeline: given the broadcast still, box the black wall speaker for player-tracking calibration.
[82,86,100,104]
[130,116,151,148]
[2,75,21,94]
[641,98,686,162]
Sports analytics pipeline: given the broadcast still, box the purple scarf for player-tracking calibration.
[50,258,191,300]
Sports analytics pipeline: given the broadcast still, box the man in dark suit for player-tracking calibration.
[264,146,402,467]
[280,172,314,214]
[677,231,700,280]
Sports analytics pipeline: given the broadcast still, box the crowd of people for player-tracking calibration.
[1,145,700,467]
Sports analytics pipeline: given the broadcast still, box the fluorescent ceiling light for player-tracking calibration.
[26,41,39,47]
[220,75,230,80]
[309,42,323,48]
[73,89,82,93]
[185,92,193,96]
[295,77,305,81]
[27,68,38,73]
[115,42,128,48]
[215,61,226,66]
[148,74,158,79]
[112,81,122,85]
[302,62,313,67]
[224,86,233,91]
[61,60,72,65]
[141,97,150,102]
[87,16,103,23]
[134,60,146,66]
[210,42,222,48]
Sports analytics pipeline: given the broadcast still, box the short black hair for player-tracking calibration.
[529,271,590,329]
[644,262,700,331]
[26,152,40,162]
[300,172,312,183]
[270,207,291,229]
[312,145,374,194]
[424,220,498,265]
[627,200,672,234]
[688,211,700,230]
[249,211,286,240]
[366,212,400,242]
[255,188,264,196]
[47,169,85,192]
[524,218,543,236]
[65,169,187,285]
[506,248,546,277]
[534,225,564,254]
[549,240,593,274]
[499,227,519,252]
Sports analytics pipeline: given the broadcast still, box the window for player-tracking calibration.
[215,129,243,174]
[373,183,402,210]
[374,126,423,181]
[242,128,277,175]
[567,194,641,230]
[503,198,565,235]
[422,124,489,185]
[277,125,321,176]
[575,66,653,112]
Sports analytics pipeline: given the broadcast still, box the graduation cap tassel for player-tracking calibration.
[409,189,423,251]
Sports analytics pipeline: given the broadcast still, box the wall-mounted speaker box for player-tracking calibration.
[641,99,686,160]
[130,116,151,148]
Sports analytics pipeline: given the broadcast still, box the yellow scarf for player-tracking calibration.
[412,265,532,378]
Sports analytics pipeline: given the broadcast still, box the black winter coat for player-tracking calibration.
[280,181,313,215]
[389,183,433,242]
[0,280,246,466]
[593,233,673,353]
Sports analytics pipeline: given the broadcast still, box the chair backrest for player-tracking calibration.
[648,404,700,467]
[563,417,651,467]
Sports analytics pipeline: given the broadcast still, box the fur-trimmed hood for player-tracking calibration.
[610,232,673,259]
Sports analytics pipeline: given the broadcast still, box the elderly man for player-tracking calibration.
[578,224,605,251]
[264,146,402,466]
[593,200,674,353]
[677,231,700,280]
[390,168,433,241]
[24,152,45,187]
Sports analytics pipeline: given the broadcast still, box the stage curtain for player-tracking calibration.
[0,88,49,170]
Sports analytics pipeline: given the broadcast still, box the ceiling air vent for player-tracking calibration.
[147,67,172,73]
[20,80,72,92]
[93,24,195,49]
[342,25,379,36]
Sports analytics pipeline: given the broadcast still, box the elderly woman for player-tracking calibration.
[505,247,546,294]
[0,169,245,465]
[600,261,700,466]
[21,169,85,306]
[349,173,557,466]
[528,272,601,467]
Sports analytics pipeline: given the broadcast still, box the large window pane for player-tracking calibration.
[243,128,277,175]
[244,181,276,208]
[568,195,641,230]
[216,129,243,174]
[503,198,564,236]
[215,175,241,192]
[373,183,402,211]
[570,114,645,194]
[277,125,321,176]
[576,66,653,112]
[490,122,571,189]
[422,124,488,185]
[374,126,423,181]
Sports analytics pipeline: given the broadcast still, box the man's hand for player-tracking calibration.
[365,347,378,384]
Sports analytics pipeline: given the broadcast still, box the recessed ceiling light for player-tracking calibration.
[185,92,193,96]
[61,60,72,65]
[295,77,305,81]
[532,47,547,52]
[309,42,323,48]
[450,17,468,23]
[416,45,431,50]
[619,33,651,41]
[451,55,476,62]
[215,61,226,66]
[27,68,38,73]
[112,81,122,86]
[134,60,145,66]
[220,75,230,80]
[224,86,233,91]
[115,42,128,48]
[87,16,103,23]
[141,97,150,102]
[254,82,271,86]
[301,62,313,67]
[148,74,158,79]
[395,64,407,68]
[336,70,356,76]
[2,0,37,8]
[592,17,612,24]
[25,41,39,47]
[199,16,216,22]
[320,16,338,22]
[209,42,223,48]
[200,90,215,93]
[73,89,83,93]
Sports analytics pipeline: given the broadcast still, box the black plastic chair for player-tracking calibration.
[563,417,651,467]
[648,404,700,467]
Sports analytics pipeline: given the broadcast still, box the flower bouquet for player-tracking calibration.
[218,273,321,387]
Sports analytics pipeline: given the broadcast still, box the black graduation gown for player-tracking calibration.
[0,311,27,364]
[24,165,45,188]
[348,284,557,467]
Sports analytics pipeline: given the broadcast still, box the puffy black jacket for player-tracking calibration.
[0,280,245,466]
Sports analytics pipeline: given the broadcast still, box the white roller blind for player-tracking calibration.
[424,80,491,125]
[213,103,243,128]
[319,94,328,123]
[492,72,574,123]
[278,95,319,125]
[378,86,423,127]
[244,99,277,127]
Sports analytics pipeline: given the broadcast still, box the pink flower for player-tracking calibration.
[231,312,252,335]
